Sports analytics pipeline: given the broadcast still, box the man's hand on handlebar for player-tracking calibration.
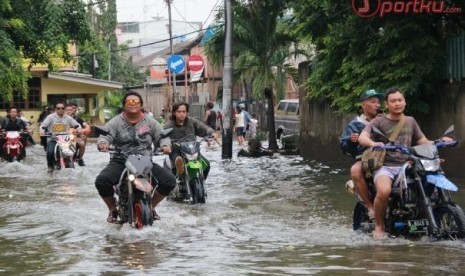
[98,142,110,152]
[161,145,171,154]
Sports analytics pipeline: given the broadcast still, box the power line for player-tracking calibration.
[73,25,223,58]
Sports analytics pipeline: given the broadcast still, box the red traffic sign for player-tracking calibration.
[187,55,204,71]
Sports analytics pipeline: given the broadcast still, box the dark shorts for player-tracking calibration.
[235,127,244,136]
[95,160,176,197]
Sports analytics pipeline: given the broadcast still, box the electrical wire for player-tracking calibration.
[73,24,223,57]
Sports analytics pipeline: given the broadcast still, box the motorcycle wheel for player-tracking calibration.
[353,202,373,232]
[434,203,465,240]
[133,199,152,229]
[190,178,206,204]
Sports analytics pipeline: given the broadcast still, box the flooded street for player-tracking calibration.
[1,142,465,275]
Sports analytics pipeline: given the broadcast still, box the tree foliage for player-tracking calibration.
[78,0,144,86]
[0,0,91,101]
[290,0,465,114]
[204,0,306,150]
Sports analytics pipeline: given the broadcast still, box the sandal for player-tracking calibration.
[153,210,161,221]
[107,209,118,223]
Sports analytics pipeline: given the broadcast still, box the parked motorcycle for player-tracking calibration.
[164,134,211,204]
[348,125,465,240]
[1,130,27,162]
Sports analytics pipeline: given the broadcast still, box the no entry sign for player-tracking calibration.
[187,55,204,71]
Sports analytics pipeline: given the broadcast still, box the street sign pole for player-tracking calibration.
[222,0,233,159]
[166,0,177,103]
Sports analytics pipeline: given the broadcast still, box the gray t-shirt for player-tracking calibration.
[40,113,81,135]
[97,113,170,161]
[362,114,425,166]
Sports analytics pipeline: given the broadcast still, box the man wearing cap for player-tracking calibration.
[340,89,384,221]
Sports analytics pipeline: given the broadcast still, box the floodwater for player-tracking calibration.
[1,142,465,275]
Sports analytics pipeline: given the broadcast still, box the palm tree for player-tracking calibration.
[204,0,305,150]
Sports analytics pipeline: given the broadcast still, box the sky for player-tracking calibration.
[116,0,221,28]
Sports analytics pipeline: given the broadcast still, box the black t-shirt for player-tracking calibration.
[2,118,26,131]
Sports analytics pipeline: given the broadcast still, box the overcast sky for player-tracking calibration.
[116,0,221,28]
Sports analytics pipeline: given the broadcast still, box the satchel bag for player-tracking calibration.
[361,115,405,178]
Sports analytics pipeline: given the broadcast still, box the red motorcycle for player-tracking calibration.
[1,131,26,162]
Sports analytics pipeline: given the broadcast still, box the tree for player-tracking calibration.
[290,0,465,114]
[78,0,145,86]
[0,0,91,101]
[204,0,305,150]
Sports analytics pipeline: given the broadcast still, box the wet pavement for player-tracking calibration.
[1,142,465,275]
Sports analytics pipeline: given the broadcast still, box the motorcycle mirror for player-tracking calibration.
[94,125,110,136]
[443,125,454,137]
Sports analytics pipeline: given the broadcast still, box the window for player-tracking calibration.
[287,103,298,115]
[276,101,287,115]
[119,22,140,33]
[0,77,41,110]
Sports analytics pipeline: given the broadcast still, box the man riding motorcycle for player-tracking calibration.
[340,89,383,220]
[40,102,81,173]
[163,102,218,182]
[0,107,31,160]
[95,91,175,223]
[65,103,91,166]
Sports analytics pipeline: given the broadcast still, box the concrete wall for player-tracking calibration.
[299,77,465,178]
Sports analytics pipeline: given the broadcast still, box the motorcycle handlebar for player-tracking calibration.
[434,140,459,148]
[373,140,459,154]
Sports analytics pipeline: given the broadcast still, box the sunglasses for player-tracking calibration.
[125,99,141,105]
[56,107,65,110]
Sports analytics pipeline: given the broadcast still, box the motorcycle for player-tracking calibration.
[348,125,465,240]
[1,130,27,162]
[95,125,170,229]
[111,146,156,229]
[43,127,78,170]
[164,134,211,204]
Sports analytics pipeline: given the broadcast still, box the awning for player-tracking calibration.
[47,72,124,89]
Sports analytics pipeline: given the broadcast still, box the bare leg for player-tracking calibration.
[151,190,165,209]
[103,196,116,211]
[373,175,392,239]
[351,161,374,216]
[78,137,86,159]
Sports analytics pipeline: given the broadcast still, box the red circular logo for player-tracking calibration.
[352,0,381,18]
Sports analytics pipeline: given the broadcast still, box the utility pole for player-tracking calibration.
[166,0,178,104]
[222,0,233,159]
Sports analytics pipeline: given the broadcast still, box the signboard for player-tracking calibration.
[187,54,204,71]
[150,57,166,78]
[167,55,185,74]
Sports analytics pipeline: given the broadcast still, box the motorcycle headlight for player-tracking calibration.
[128,174,135,181]
[185,152,199,161]
[419,159,440,172]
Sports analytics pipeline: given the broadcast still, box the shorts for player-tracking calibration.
[235,127,244,136]
[373,166,402,183]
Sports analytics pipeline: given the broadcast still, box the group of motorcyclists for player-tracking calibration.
[340,87,454,240]
[94,92,218,223]
[0,102,91,171]
[4,88,455,238]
